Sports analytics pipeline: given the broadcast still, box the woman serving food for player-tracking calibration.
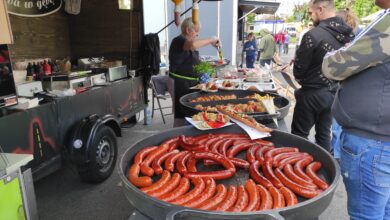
[169,17,220,120]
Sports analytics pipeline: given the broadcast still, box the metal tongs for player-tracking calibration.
[216,41,223,64]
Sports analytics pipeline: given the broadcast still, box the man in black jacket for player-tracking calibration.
[291,0,354,151]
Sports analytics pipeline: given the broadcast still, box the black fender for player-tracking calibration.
[68,114,121,165]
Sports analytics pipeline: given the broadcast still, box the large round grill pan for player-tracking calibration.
[119,125,340,220]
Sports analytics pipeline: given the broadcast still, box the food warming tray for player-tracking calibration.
[179,90,290,121]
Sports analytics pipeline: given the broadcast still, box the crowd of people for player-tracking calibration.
[293,0,390,219]
[242,28,292,69]
[242,32,283,68]
[167,0,390,219]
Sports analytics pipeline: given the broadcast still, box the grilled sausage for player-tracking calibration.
[152,150,180,175]
[182,177,216,208]
[274,168,320,199]
[230,158,250,170]
[140,170,171,194]
[277,153,309,169]
[255,146,275,165]
[226,142,254,158]
[269,186,285,209]
[229,185,249,212]
[127,164,153,188]
[192,134,214,145]
[214,185,238,211]
[253,139,274,146]
[306,162,329,190]
[232,139,252,146]
[159,177,190,201]
[170,177,206,205]
[178,135,206,151]
[196,184,227,210]
[218,139,234,156]
[204,139,226,166]
[263,160,283,188]
[210,139,226,154]
[283,164,318,190]
[161,136,180,151]
[187,155,198,173]
[246,145,263,163]
[141,144,170,176]
[204,137,222,150]
[249,161,273,188]
[294,156,314,183]
[257,184,273,210]
[279,186,298,207]
[272,152,302,167]
[147,173,181,198]
[176,151,192,175]
[184,152,236,180]
[264,147,299,162]
[243,179,260,212]
[165,151,188,172]
[134,146,158,165]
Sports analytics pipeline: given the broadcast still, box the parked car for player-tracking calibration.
[284,27,297,37]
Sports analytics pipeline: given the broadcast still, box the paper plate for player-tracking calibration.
[218,86,236,91]
[185,117,233,130]
[200,88,218,93]
[245,77,262,82]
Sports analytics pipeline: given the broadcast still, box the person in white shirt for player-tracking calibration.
[297,22,313,49]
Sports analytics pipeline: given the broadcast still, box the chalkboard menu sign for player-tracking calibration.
[7,0,62,17]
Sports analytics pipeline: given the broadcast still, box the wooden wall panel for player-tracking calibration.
[8,10,71,61]
[0,0,13,44]
[69,0,143,69]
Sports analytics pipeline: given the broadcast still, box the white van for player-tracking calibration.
[284,26,297,37]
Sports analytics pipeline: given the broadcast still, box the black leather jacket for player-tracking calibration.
[293,17,354,89]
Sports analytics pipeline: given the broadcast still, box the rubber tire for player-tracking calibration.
[78,126,117,183]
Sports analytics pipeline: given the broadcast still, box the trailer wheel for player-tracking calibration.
[78,126,117,183]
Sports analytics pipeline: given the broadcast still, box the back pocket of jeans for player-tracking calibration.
[373,151,390,187]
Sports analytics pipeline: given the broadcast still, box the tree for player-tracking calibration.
[246,13,256,24]
[334,0,380,18]
[291,3,309,23]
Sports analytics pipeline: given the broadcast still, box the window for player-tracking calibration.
[118,0,132,10]
[250,26,254,31]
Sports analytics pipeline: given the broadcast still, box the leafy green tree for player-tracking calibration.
[246,13,256,24]
[292,3,309,24]
[334,0,380,18]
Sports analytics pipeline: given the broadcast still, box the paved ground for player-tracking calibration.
[33,47,349,220]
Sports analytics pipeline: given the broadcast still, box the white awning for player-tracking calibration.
[239,0,281,15]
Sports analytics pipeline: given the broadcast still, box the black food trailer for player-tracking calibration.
[0,0,148,183]
[1,77,145,183]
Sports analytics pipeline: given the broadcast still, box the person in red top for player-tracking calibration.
[274,31,286,54]
[0,49,10,64]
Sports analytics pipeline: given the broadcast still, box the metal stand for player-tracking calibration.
[156,0,204,35]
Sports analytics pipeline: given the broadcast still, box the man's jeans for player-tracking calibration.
[278,43,284,54]
[331,118,342,158]
[246,55,255,68]
[340,132,390,220]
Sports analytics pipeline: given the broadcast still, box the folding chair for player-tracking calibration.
[150,75,173,124]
